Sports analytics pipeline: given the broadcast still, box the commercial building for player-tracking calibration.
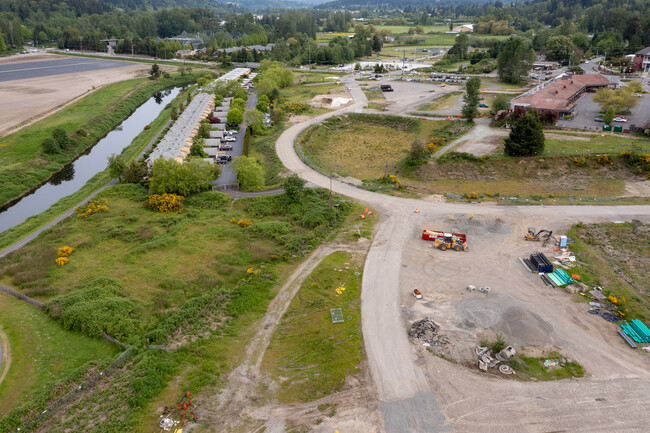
[633,47,650,73]
[511,73,613,119]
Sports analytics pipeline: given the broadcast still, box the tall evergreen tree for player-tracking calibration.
[504,110,545,156]
[497,37,535,84]
[462,77,481,123]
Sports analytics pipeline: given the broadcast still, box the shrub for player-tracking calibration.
[52,127,70,149]
[75,198,109,219]
[283,173,306,202]
[247,221,293,239]
[41,136,60,154]
[57,246,74,257]
[437,152,481,163]
[46,277,139,339]
[146,193,184,213]
[184,191,230,209]
[55,257,69,266]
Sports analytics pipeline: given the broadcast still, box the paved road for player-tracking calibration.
[213,92,258,187]
[275,74,650,432]
[0,57,132,82]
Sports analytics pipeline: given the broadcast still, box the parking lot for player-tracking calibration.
[560,91,650,132]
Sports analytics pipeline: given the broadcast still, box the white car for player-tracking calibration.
[613,117,628,122]
[224,135,236,142]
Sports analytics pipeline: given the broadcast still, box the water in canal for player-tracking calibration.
[0,87,181,235]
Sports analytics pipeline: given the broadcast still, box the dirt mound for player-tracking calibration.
[311,92,353,108]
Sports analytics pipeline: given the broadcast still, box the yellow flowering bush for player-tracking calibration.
[594,154,613,165]
[335,286,346,296]
[379,174,404,189]
[231,217,251,228]
[246,267,259,274]
[573,157,588,167]
[426,137,445,153]
[75,198,108,219]
[464,192,478,200]
[279,101,307,114]
[55,257,69,266]
[146,194,184,213]
[58,246,74,257]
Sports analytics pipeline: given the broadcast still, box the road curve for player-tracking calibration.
[275,75,650,431]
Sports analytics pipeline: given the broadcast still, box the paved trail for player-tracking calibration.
[275,74,650,432]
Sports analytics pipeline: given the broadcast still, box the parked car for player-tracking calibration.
[594,117,604,122]
[224,135,236,142]
[478,103,489,108]
[613,116,628,122]
[220,144,233,151]
[217,155,232,163]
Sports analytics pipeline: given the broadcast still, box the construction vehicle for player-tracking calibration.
[433,233,468,252]
[524,227,553,243]
[422,229,467,244]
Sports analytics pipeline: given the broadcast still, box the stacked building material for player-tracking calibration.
[529,252,553,273]
[622,320,650,343]
[545,269,574,287]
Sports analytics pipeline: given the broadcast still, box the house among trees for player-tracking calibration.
[164,31,204,49]
[447,24,473,34]
[633,47,650,73]
[511,74,613,120]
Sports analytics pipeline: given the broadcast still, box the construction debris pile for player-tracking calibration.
[409,319,449,346]
[475,345,516,373]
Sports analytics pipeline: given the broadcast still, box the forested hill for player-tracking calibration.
[314,0,497,10]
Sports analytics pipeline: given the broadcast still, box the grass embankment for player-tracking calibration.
[262,251,364,403]
[566,222,650,321]
[0,184,354,431]
[0,293,120,416]
[294,71,344,85]
[249,122,286,188]
[417,91,462,111]
[0,84,195,251]
[542,132,649,156]
[279,82,345,105]
[0,73,200,207]
[296,113,466,180]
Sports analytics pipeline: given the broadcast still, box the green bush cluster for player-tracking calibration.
[437,151,483,163]
[46,278,140,340]
[184,190,231,209]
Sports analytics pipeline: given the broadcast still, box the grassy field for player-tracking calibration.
[566,222,650,321]
[0,85,194,251]
[542,132,649,156]
[297,113,461,180]
[480,77,530,91]
[417,91,462,111]
[293,71,344,85]
[371,24,468,34]
[0,73,200,207]
[0,293,119,416]
[0,184,356,430]
[279,83,345,105]
[262,251,364,403]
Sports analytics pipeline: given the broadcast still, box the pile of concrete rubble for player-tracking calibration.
[476,345,516,374]
[409,318,449,346]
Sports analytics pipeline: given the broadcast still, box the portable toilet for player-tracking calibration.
[559,235,567,247]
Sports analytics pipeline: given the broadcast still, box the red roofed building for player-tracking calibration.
[511,73,614,120]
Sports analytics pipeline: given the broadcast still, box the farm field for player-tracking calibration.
[0,184,355,430]
[262,251,364,404]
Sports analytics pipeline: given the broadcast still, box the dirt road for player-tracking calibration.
[275,74,650,432]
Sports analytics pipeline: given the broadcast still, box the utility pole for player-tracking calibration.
[384,161,388,178]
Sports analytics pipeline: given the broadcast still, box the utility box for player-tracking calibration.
[613,125,623,133]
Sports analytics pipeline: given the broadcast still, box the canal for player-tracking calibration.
[0,87,181,235]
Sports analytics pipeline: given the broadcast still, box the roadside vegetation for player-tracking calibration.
[0,72,201,207]
[566,221,650,321]
[0,183,355,431]
[262,251,364,403]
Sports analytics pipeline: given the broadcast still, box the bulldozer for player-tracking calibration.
[524,227,553,244]
[433,233,468,252]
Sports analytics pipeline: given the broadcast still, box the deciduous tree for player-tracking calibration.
[462,77,481,122]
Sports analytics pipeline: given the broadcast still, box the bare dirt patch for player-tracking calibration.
[310,91,354,109]
[623,180,650,197]
[0,54,168,136]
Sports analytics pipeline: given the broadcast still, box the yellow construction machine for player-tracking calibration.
[433,233,468,251]
[524,227,553,243]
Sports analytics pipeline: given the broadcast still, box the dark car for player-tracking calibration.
[217,155,232,164]
[220,144,233,151]
[594,117,604,122]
